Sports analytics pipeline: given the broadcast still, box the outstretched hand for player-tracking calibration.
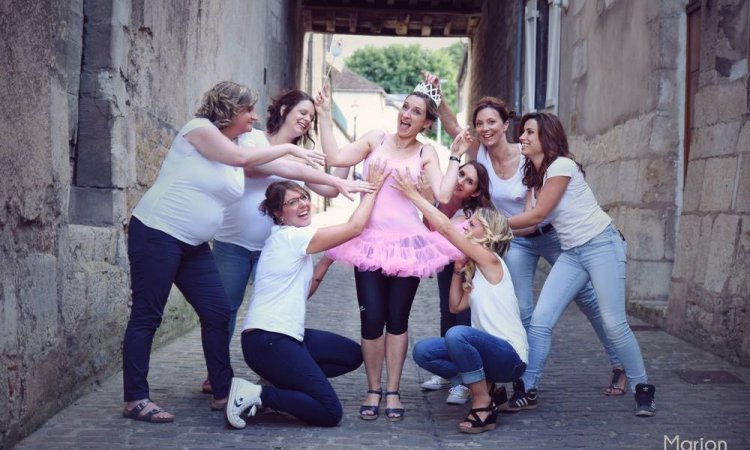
[416,170,434,204]
[366,158,391,191]
[290,145,326,168]
[391,167,420,200]
[334,178,376,201]
[314,85,331,115]
[450,129,474,158]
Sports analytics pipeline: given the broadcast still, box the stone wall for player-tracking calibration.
[0,1,301,447]
[666,0,749,365]
[556,0,749,364]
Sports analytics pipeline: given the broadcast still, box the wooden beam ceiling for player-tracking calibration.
[301,0,484,37]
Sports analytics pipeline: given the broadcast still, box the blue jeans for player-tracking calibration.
[123,217,233,401]
[413,326,526,386]
[242,328,363,427]
[437,263,471,337]
[505,228,621,367]
[212,240,261,338]
[521,224,648,392]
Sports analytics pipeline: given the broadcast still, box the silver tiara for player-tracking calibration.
[413,82,442,107]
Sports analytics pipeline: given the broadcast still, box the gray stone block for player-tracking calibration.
[692,120,742,159]
[68,186,113,226]
[699,156,738,211]
[682,158,705,213]
[704,214,741,293]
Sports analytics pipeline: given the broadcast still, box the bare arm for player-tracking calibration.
[315,86,379,166]
[246,159,374,200]
[307,255,334,299]
[186,125,325,168]
[423,131,473,204]
[507,176,569,229]
[448,259,472,313]
[306,159,390,254]
[306,166,351,198]
[392,168,503,284]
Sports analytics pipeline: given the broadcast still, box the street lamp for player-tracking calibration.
[351,101,359,141]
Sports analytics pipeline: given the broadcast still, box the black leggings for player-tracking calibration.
[354,268,420,340]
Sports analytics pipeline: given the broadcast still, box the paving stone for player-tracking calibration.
[13,232,750,450]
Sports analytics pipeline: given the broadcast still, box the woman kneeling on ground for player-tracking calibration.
[225,160,389,428]
[396,133,529,434]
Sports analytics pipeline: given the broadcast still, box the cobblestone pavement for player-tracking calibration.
[14,205,750,449]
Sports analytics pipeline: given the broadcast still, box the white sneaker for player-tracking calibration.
[446,385,471,405]
[421,375,451,391]
[225,377,262,429]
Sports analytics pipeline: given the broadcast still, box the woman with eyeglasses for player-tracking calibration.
[122,81,326,423]
[225,161,389,429]
[200,89,374,395]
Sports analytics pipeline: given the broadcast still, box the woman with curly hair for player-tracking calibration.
[394,135,527,434]
[200,89,372,394]
[121,81,325,423]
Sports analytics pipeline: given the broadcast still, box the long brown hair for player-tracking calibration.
[519,112,584,191]
[459,161,493,217]
[266,90,317,146]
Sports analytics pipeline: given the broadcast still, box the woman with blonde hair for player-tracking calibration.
[121,81,324,423]
[393,134,528,434]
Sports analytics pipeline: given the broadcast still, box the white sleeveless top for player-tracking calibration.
[469,256,528,363]
[132,118,244,245]
[475,143,528,218]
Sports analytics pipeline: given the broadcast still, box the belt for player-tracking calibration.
[528,223,554,238]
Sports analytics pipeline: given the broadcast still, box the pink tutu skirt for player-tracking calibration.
[326,227,464,278]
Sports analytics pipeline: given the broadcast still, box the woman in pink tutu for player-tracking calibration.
[317,83,466,421]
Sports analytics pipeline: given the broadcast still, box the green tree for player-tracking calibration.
[345,42,466,143]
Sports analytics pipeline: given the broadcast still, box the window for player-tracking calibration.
[523,0,565,113]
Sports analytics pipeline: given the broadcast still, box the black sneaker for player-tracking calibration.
[506,379,537,412]
[634,383,656,417]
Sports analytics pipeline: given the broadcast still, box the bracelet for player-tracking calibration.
[449,155,460,163]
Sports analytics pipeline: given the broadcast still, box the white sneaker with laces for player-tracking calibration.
[225,377,262,429]
[446,385,471,405]
[421,375,451,391]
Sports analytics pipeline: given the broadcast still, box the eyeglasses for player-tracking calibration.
[282,193,311,208]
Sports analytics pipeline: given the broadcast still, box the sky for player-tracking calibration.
[327,34,467,70]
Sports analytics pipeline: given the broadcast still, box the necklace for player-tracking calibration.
[491,144,516,179]
[394,135,412,150]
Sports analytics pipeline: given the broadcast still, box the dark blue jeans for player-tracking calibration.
[437,263,471,337]
[123,217,233,401]
[242,328,363,427]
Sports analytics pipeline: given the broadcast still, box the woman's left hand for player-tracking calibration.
[333,178,376,201]
[450,128,474,158]
[366,158,391,191]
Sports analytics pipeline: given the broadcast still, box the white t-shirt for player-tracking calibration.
[536,157,611,250]
[214,130,301,251]
[469,256,528,363]
[475,144,528,218]
[241,225,317,341]
[132,118,245,245]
